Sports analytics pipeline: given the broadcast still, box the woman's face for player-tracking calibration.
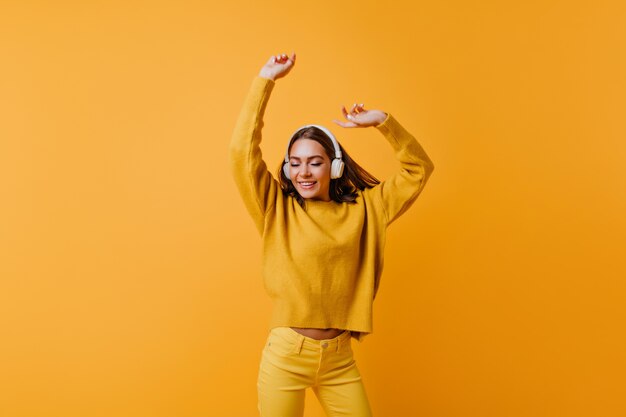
[288,138,332,201]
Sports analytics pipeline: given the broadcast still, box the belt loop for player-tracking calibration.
[336,336,341,352]
[292,333,304,355]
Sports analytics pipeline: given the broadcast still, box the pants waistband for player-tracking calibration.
[270,327,351,353]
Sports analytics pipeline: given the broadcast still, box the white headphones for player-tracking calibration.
[283,124,345,180]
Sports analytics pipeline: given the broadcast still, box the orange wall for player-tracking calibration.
[1,1,625,416]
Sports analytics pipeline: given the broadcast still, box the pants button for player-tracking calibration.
[322,342,329,348]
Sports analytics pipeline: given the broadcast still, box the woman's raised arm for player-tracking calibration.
[229,53,296,235]
[334,103,435,225]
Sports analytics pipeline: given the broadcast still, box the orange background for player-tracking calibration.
[1,1,625,416]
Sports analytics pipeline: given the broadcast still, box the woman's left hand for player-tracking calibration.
[332,103,387,128]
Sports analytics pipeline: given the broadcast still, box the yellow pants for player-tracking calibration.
[257,326,373,417]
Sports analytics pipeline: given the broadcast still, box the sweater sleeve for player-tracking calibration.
[368,113,435,225]
[229,76,279,235]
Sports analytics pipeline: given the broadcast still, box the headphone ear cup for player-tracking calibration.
[283,162,291,180]
[331,159,344,179]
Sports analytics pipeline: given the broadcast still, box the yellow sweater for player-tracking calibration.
[229,76,434,341]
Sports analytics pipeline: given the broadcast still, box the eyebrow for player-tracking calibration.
[289,155,325,161]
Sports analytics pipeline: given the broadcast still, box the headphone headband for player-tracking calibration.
[284,124,343,163]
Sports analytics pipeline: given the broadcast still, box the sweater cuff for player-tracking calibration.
[253,75,276,90]
[374,113,407,149]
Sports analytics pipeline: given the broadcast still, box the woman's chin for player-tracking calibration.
[297,189,317,200]
[296,185,316,197]
[300,191,318,199]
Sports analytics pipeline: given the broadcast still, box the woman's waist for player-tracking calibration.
[289,327,346,340]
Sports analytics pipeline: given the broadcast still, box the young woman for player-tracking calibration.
[230,52,434,417]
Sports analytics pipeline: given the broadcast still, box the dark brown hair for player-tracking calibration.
[278,126,380,207]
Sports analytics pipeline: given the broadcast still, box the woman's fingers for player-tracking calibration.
[272,52,295,65]
[338,104,384,128]
[349,103,366,117]
[346,103,367,127]
[342,105,360,122]
[342,105,359,120]
[337,105,361,127]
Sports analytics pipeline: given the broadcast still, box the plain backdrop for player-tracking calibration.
[1,1,625,416]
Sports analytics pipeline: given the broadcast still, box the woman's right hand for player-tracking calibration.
[259,52,296,81]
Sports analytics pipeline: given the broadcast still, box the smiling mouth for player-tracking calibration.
[298,181,317,189]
